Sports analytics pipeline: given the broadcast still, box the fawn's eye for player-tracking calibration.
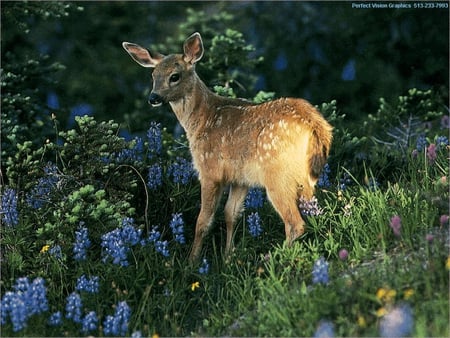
[169,73,180,83]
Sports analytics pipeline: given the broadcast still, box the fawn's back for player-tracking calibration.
[123,32,333,262]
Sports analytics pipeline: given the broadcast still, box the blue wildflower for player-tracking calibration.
[1,277,49,332]
[169,213,185,244]
[143,226,169,257]
[339,172,353,191]
[13,277,30,293]
[312,257,329,285]
[82,311,98,333]
[48,311,62,326]
[155,240,170,257]
[103,301,131,336]
[24,277,48,316]
[147,121,162,159]
[132,331,143,338]
[317,163,332,189]
[101,229,129,266]
[73,225,91,261]
[168,157,195,184]
[76,275,100,294]
[147,163,163,190]
[314,320,335,337]
[199,258,210,274]
[379,303,414,337]
[116,137,144,163]
[299,196,323,217]
[26,162,60,209]
[65,292,82,323]
[49,245,62,259]
[436,135,449,150]
[245,188,265,209]
[247,212,263,237]
[147,226,161,243]
[120,217,142,246]
[101,218,142,266]
[416,134,428,152]
[1,188,19,226]
[1,292,27,332]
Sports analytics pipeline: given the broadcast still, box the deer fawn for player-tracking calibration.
[123,32,333,262]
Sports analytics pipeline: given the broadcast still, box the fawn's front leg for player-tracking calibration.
[224,184,248,256]
[189,180,224,262]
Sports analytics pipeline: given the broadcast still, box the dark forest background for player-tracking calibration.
[1,1,449,137]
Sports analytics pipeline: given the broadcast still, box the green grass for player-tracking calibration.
[1,108,449,337]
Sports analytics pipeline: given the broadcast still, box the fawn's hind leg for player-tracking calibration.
[265,185,305,245]
[224,184,248,255]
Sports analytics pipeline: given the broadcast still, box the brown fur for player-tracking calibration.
[123,33,333,262]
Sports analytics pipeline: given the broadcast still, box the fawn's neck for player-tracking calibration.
[169,73,218,139]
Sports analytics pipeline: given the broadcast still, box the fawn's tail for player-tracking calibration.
[309,119,333,179]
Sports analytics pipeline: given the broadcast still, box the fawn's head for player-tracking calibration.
[123,32,204,106]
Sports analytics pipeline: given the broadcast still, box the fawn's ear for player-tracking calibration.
[122,42,164,68]
[183,32,204,64]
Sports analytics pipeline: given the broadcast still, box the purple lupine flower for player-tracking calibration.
[65,292,83,323]
[247,212,263,237]
[389,215,402,237]
[317,163,332,189]
[245,188,265,209]
[1,278,49,332]
[81,311,98,333]
[147,163,163,190]
[312,257,329,285]
[168,157,196,184]
[48,311,62,326]
[155,240,170,257]
[73,225,91,261]
[169,213,185,244]
[1,188,19,226]
[103,301,131,336]
[49,245,62,259]
[76,275,100,293]
[101,218,142,266]
[299,196,323,217]
[198,258,210,274]
[26,162,60,209]
[416,135,428,152]
[147,121,162,159]
[339,249,349,261]
[426,144,437,163]
[116,137,144,163]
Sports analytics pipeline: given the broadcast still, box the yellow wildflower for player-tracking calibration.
[446,256,450,270]
[376,307,388,317]
[376,287,396,303]
[376,287,387,300]
[357,315,366,328]
[403,288,414,300]
[385,289,396,302]
[40,245,50,254]
[191,281,200,291]
[152,333,159,338]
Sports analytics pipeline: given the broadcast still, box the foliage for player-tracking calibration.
[4,2,447,133]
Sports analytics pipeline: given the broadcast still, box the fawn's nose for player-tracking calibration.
[148,92,163,107]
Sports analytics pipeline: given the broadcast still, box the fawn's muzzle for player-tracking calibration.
[148,92,163,107]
